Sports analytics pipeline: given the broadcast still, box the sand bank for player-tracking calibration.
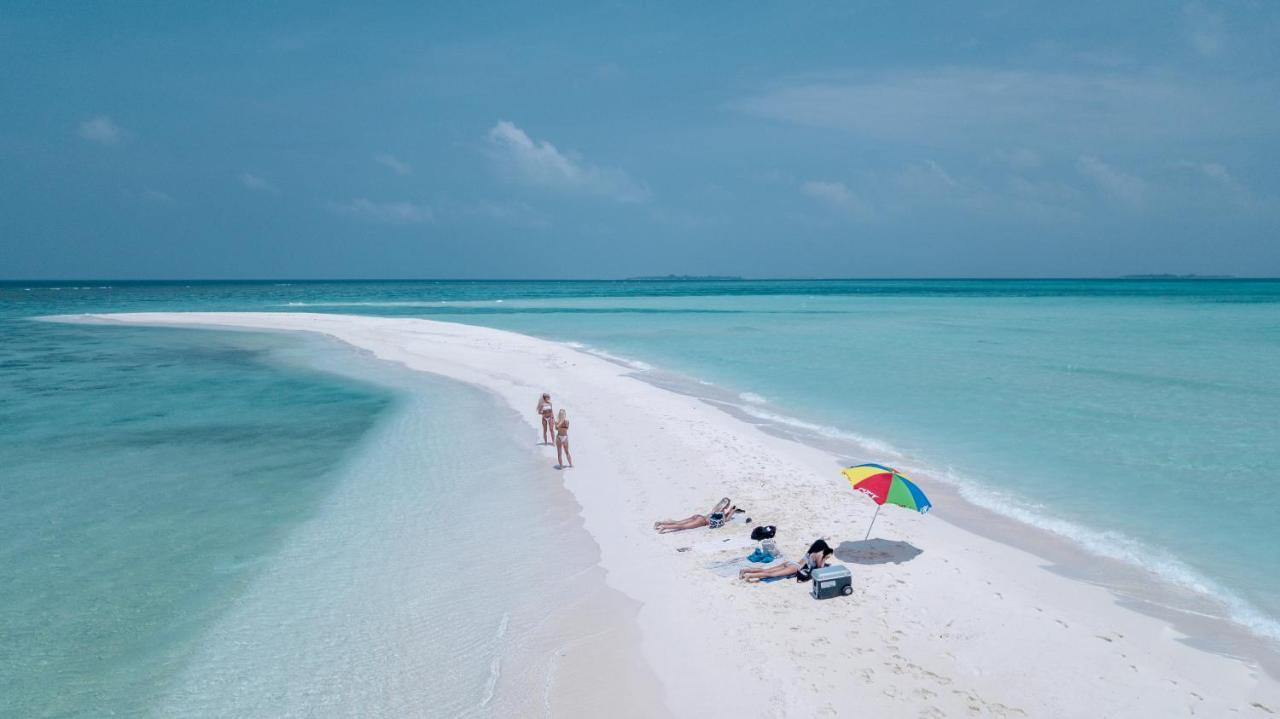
[62,312,1280,718]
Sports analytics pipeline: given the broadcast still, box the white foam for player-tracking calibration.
[479,612,511,708]
[736,404,903,458]
[562,343,653,371]
[738,392,768,404]
[281,301,450,308]
[917,462,1280,643]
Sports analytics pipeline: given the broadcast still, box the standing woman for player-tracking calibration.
[536,393,555,445]
[555,408,574,468]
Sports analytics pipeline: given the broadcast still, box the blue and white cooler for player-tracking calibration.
[810,565,853,600]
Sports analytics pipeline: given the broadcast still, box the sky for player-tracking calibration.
[2,1,1279,279]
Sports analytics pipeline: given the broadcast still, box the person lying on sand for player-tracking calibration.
[653,498,743,533]
[739,539,833,582]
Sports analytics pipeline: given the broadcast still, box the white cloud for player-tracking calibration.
[329,199,434,225]
[442,199,549,227]
[1076,156,1145,207]
[1184,3,1225,57]
[375,153,413,176]
[800,180,872,216]
[735,68,1277,148]
[485,120,650,203]
[78,116,124,145]
[139,189,174,205]
[892,160,960,197]
[239,173,279,194]
[992,148,1042,170]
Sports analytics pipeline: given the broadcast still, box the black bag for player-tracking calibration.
[750,525,776,541]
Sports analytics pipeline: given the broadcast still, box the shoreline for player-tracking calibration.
[54,312,1280,717]
[269,330,671,718]
[636,367,1280,679]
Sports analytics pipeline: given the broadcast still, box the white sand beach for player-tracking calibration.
[64,312,1280,718]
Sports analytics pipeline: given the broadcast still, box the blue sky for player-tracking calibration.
[2,1,1278,278]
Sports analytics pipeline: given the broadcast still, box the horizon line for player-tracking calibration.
[2,275,1274,284]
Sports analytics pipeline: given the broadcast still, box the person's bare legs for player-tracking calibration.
[556,436,565,467]
[653,515,709,533]
[739,562,800,582]
[562,438,573,467]
[542,417,552,445]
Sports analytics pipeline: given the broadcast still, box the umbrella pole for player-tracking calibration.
[864,504,881,541]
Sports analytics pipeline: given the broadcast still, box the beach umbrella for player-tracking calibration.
[841,463,932,540]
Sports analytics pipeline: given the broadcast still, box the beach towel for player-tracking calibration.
[707,555,787,577]
[760,574,795,583]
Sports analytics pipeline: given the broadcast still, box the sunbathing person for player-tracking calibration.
[653,498,741,533]
[739,539,833,582]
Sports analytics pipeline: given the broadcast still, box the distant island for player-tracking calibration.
[624,274,744,281]
[1120,274,1237,280]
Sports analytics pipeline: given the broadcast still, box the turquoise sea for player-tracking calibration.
[3,279,1279,715]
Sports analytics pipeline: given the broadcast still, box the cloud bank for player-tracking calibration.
[801,180,871,217]
[735,67,1277,148]
[375,153,413,176]
[486,120,650,203]
[329,199,434,225]
[239,173,279,194]
[77,116,124,145]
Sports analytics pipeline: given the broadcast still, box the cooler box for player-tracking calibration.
[810,565,852,600]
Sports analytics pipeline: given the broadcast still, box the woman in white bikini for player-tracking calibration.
[536,393,554,445]
[738,539,833,582]
[555,408,574,468]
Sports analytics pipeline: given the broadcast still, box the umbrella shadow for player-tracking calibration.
[834,539,923,566]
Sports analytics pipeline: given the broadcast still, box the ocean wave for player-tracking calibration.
[282,301,450,307]
[479,612,510,708]
[735,404,904,458]
[21,286,110,291]
[563,342,653,371]
[738,392,768,404]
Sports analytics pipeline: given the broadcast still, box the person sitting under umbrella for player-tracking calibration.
[653,497,742,533]
[738,539,833,582]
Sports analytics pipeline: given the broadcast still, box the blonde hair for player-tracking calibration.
[557,409,567,423]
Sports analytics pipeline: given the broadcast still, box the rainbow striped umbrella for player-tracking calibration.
[841,463,932,539]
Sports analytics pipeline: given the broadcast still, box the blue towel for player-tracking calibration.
[760,574,796,583]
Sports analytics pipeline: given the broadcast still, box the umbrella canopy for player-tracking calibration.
[841,463,932,513]
[841,463,932,539]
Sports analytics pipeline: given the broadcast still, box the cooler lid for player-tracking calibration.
[811,564,850,580]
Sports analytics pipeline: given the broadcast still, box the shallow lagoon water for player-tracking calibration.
[3,278,1279,713]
